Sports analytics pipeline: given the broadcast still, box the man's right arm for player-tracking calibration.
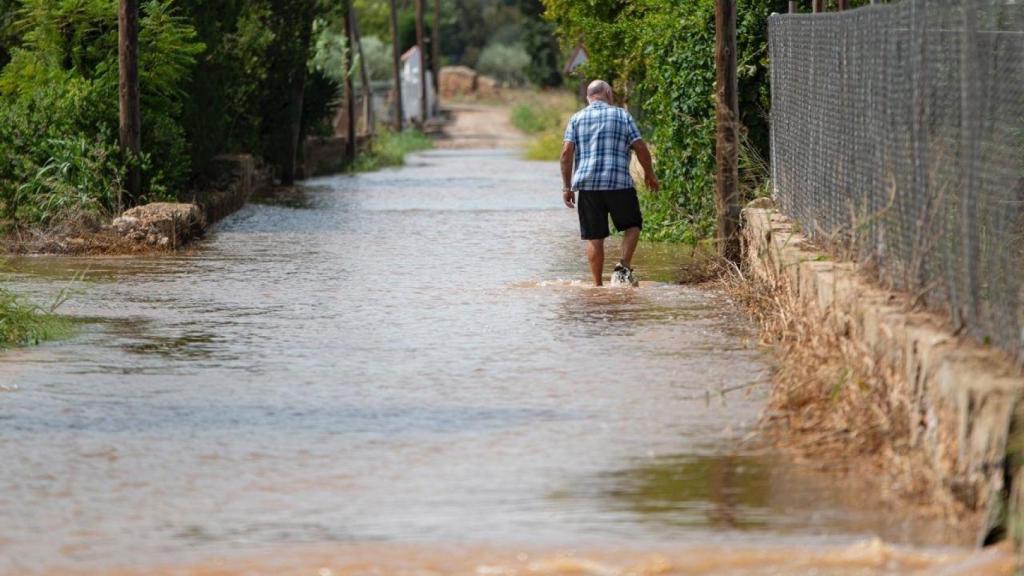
[560,141,575,208]
[632,140,660,193]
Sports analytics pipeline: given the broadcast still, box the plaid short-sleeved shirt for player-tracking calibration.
[563,100,643,191]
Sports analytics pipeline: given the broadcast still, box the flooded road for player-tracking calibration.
[0,147,1010,574]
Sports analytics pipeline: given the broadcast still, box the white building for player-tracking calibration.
[400,45,437,125]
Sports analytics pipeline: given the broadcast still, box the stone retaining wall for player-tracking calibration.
[742,204,1024,547]
[185,154,272,224]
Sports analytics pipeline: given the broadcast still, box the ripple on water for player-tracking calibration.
[0,149,989,573]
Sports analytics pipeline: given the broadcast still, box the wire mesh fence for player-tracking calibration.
[768,0,1024,361]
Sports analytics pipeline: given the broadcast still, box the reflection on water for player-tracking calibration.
[0,150,1004,575]
[605,454,774,531]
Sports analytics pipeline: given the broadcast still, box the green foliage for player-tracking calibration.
[0,0,203,224]
[0,287,73,347]
[511,103,563,134]
[178,0,275,167]
[358,35,393,82]
[352,128,433,172]
[542,0,786,242]
[477,42,531,86]
[524,131,564,161]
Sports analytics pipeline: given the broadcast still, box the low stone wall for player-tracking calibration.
[742,204,1024,546]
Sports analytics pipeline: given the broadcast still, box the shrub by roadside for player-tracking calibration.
[352,129,434,173]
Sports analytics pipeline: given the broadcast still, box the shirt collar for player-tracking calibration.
[588,100,610,109]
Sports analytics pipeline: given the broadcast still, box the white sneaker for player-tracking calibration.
[610,263,639,287]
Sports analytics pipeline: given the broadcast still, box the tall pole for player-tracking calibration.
[715,0,740,262]
[838,0,849,10]
[388,0,403,131]
[351,5,374,137]
[812,0,824,12]
[431,0,441,107]
[342,1,357,163]
[415,0,428,125]
[118,0,141,210]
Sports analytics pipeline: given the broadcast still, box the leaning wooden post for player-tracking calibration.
[715,0,740,262]
[415,0,428,125]
[388,0,403,131]
[118,0,141,210]
[342,1,357,163]
[431,0,441,105]
[351,5,374,137]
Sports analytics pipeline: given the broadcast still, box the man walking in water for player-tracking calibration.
[561,79,659,287]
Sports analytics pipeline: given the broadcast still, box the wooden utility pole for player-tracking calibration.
[342,2,357,163]
[415,0,428,125]
[388,0,403,131]
[431,0,441,106]
[351,5,374,136]
[838,0,849,10]
[715,0,740,262]
[812,0,823,12]
[788,0,797,13]
[118,0,141,210]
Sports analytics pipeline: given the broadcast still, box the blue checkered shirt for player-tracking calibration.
[563,101,643,191]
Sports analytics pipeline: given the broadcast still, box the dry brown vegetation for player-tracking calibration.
[713,263,970,522]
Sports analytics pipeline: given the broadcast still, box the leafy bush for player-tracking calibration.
[542,0,787,242]
[476,42,532,86]
[0,0,203,224]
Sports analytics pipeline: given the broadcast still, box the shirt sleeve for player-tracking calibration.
[624,111,642,144]
[563,115,576,143]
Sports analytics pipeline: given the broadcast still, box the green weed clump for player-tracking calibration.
[0,289,73,347]
[511,103,563,134]
[352,128,433,172]
[525,132,565,161]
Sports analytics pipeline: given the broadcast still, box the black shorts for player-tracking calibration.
[577,187,643,240]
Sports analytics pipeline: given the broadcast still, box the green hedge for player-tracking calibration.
[542,0,786,242]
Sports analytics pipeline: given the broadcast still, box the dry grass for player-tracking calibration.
[714,263,970,522]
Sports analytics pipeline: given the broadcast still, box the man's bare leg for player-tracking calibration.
[620,227,641,268]
[587,239,605,286]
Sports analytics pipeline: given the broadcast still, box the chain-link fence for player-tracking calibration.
[768,0,1024,361]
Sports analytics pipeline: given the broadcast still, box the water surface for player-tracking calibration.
[0,149,994,574]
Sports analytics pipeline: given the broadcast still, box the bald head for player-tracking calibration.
[586,80,612,103]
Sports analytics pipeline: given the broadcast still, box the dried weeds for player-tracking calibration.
[715,263,970,522]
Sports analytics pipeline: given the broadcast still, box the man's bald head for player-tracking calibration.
[586,80,612,103]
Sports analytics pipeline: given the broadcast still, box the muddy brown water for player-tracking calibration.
[0,149,1011,575]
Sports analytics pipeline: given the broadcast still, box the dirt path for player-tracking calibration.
[433,103,526,149]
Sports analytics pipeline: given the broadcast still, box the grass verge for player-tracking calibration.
[352,128,433,172]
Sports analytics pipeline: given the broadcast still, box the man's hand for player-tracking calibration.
[562,188,575,209]
[645,172,660,194]
[632,139,660,195]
